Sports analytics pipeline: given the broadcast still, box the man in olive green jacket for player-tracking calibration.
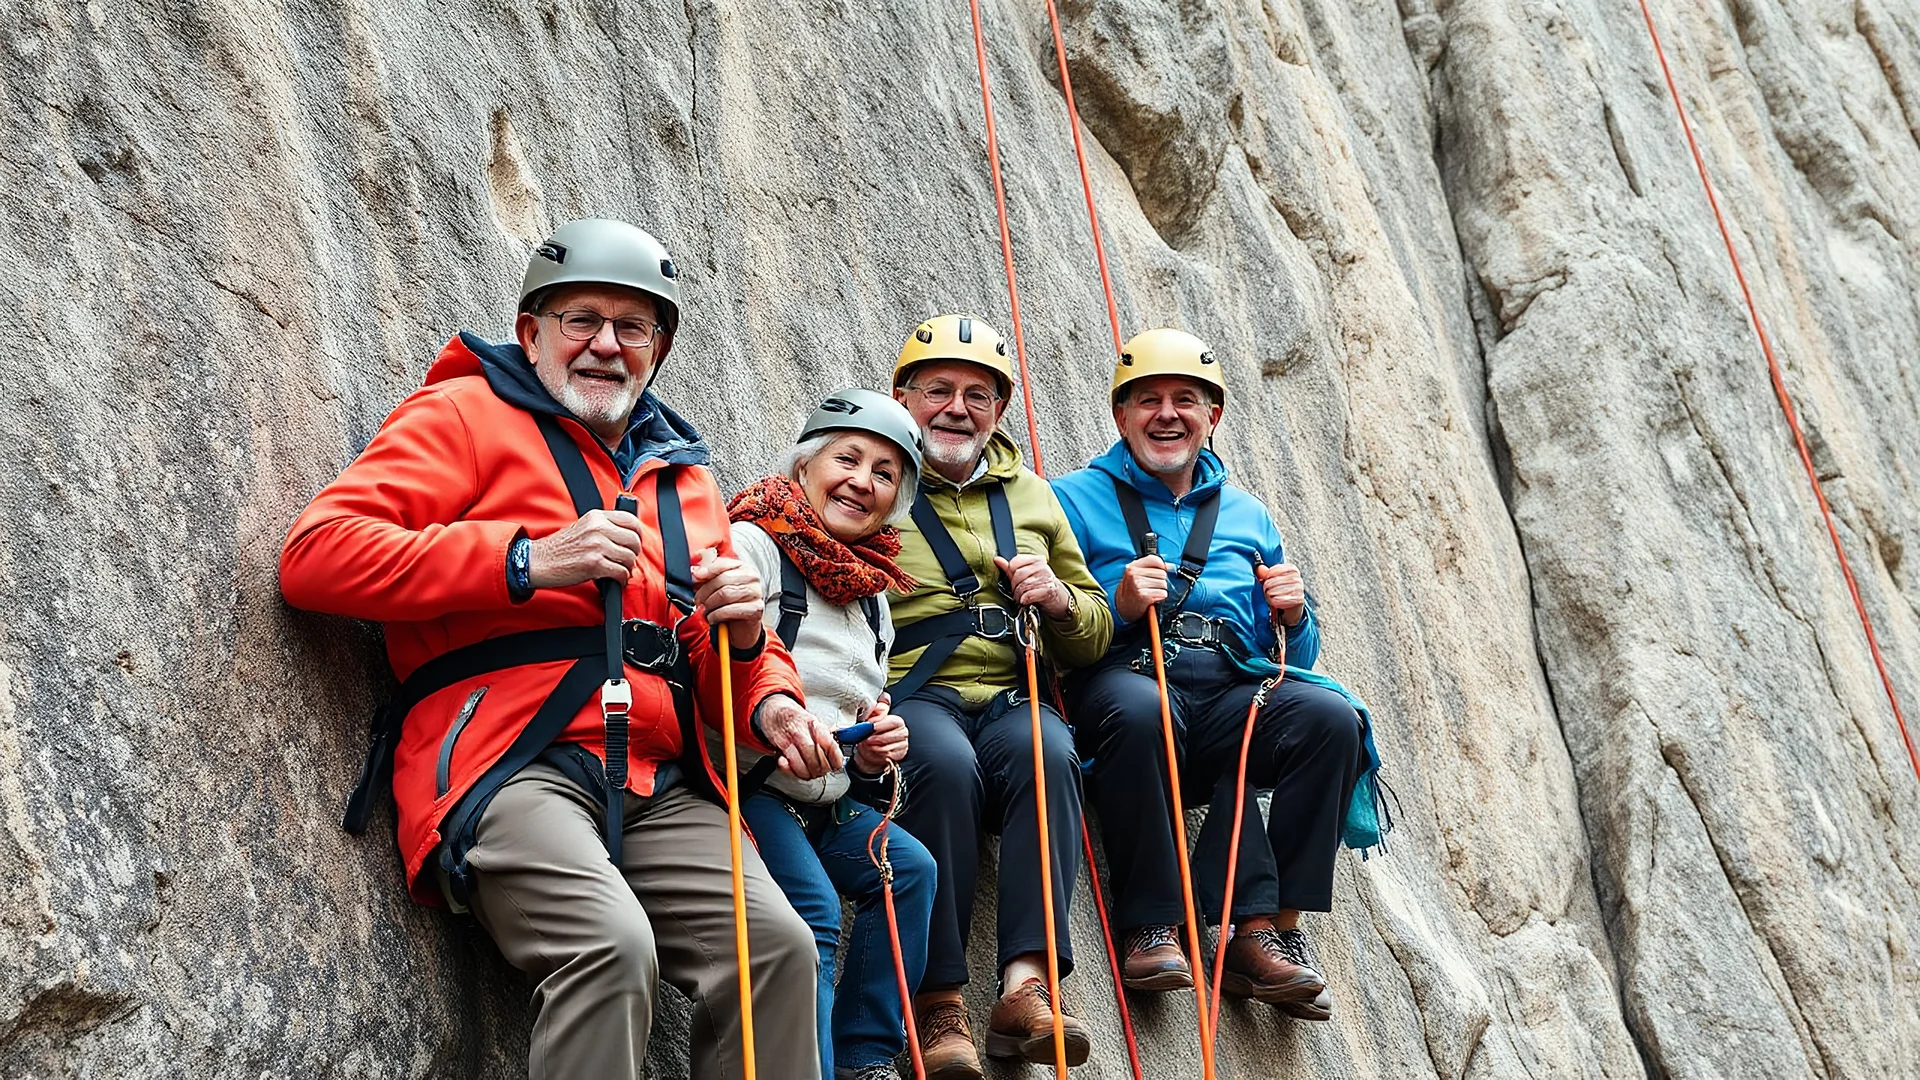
[883,314,1112,1078]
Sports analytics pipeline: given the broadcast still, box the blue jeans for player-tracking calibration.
[743,793,936,1075]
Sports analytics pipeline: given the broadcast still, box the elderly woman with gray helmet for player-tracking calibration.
[724,389,938,1080]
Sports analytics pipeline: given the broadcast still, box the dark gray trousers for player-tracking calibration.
[1069,647,1363,931]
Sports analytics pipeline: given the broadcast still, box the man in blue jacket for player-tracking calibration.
[1052,328,1363,1022]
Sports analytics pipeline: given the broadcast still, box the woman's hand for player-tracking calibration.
[852,695,909,774]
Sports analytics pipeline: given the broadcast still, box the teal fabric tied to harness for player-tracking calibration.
[1225,650,1393,858]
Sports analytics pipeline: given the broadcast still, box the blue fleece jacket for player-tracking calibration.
[1051,441,1320,668]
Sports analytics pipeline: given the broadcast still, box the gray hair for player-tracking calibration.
[783,432,919,525]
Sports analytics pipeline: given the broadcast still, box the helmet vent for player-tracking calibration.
[916,326,934,344]
[535,241,568,264]
[995,341,1007,355]
[1120,352,1134,365]
[820,396,863,415]
[1200,350,1215,365]
[660,258,677,279]
[958,317,974,343]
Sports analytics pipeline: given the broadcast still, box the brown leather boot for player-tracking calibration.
[986,978,1092,1066]
[1121,924,1193,991]
[1277,985,1334,1022]
[916,997,983,1080]
[1219,925,1327,1005]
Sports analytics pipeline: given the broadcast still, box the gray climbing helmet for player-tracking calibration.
[519,218,682,337]
[798,388,925,477]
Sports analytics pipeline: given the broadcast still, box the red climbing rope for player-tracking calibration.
[1633,0,1919,785]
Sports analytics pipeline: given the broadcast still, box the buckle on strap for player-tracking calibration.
[1167,611,1221,646]
[971,605,1015,642]
[622,619,682,675]
[601,678,633,718]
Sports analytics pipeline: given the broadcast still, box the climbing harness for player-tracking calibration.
[1140,533,1218,1077]
[887,486,1020,703]
[1014,606,1072,1077]
[1632,0,1917,786]
[717,621,758,1080]
[867,760,929,1080]
[343,412,706,908]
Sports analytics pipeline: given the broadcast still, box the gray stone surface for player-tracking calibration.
[1,0,1915,1076]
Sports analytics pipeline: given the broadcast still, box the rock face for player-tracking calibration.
[2,0,1916,1076]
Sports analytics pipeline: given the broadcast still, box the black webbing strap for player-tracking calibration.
[537,414,602,517]
[536,413,636,867]
[910,495,981,598]
[888,483,1018,703]
[656,468,695,613]
[986,484,1016,575]
[775,553,808,649]
[859,596,886,666]
[1113,481,1222,616]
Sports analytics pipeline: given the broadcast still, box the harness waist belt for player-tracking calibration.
[341,619,683,836]
[1165,611,1233,649]
[890,604,1016,654]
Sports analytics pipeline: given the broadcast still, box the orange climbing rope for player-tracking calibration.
[1039,0,1123,355]
[1632,0,1918,785]
[866,758,928,1080]
[967,0,1046,475]
[964,9,1069,1072]
[717,624,758,1080]
[1141,536,1218,1078]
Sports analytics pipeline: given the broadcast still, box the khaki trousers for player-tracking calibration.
[464,762,821,1080]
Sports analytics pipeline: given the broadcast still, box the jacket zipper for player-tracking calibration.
[437,686,489,797]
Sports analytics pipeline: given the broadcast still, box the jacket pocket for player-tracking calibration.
[436,686,489,798]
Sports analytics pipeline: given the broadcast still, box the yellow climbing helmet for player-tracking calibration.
[893,314,1015,397]
[1111,327,1226,408]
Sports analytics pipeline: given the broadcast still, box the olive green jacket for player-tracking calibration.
[888,432,1113,706]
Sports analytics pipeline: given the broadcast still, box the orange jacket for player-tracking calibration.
[281,333,799,904]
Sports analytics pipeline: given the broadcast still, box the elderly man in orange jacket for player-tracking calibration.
[281,219,840,1080]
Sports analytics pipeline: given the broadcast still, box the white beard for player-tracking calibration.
[545,370,642,435]
[924,430,990,475]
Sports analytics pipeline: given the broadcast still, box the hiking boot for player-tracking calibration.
[916,998,982,1080]
[836,1065,904,1080]
[1121,924,1193,991]
[986,977,1092,1066]
[1219,925,1326,1005]
[1277,984,1334,1022]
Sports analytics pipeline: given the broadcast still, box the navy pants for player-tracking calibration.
[1069,646,1362,931]
[742,793,936,1076]
[892,685,1081,989]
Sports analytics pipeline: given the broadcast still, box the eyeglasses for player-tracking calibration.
[543,309,664,348]
[907,382,1000,411]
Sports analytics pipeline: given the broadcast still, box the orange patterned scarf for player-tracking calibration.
[727,475,916,605]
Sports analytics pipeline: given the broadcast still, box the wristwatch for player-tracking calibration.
[1048,579,1078,622]
[506,536,534,602]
